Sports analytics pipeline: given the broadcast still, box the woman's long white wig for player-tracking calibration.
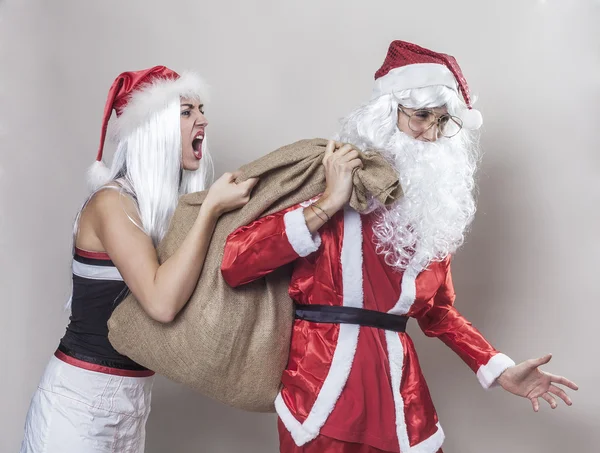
[95,99,214,245]
[84,71,214,246]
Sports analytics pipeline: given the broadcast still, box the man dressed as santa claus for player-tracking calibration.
[220,40,578,453]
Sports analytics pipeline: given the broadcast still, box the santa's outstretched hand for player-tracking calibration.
[497,354,578,412]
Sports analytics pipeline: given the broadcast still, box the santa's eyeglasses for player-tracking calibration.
[397,105,463,138]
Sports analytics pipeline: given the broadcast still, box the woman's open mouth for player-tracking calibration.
[192,130,204,159]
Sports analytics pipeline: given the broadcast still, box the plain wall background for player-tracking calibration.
[1,1,598,452]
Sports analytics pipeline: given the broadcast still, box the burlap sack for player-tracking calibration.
[107,138,402,412]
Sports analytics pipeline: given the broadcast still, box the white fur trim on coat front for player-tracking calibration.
[386,330,445,452]
[477,353,516,389]
[284,208,322,257]
[113,71,210,140]
[388,267,419,315]
[277,208,364,446]
[276,323,361,446]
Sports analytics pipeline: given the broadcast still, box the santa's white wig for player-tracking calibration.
[336,86,481,272]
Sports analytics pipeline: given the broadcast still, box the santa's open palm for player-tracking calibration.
[497,354,578,412]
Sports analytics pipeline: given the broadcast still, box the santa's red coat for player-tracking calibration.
[222,201,514,453]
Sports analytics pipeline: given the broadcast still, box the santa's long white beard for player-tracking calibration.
[342,129,478,273]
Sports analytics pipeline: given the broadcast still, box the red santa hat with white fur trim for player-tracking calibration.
[371,40,483,130]
[89,65,209,189]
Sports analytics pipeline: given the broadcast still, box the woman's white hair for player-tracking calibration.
[77,98,214,247]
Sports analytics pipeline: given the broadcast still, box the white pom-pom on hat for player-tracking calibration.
[87,160,112,192]
[459,108,483,130]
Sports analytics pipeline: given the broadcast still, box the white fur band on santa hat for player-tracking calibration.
[112,72,210,141]
[371,63,483,130]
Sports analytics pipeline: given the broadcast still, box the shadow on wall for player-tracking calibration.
[145,376,278,453]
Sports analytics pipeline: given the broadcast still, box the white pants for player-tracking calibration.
[20,355,154,453]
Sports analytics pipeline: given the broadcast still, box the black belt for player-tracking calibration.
[294,304,408,333]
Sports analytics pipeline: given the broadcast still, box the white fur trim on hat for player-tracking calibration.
[371,63,483,130]
[371,63,459,100]
[113,72,210,141]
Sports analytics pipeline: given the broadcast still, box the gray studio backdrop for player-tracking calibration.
[1,1,598,452]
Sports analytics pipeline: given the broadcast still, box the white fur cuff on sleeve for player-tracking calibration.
[284,208,322,257]
[477,353,516,389]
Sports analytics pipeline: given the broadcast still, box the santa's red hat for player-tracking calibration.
[89,65,209,189]
[371,40,483,130]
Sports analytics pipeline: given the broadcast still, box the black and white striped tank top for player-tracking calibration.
[58,247,151,372]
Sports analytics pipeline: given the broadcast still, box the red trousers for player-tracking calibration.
[278,419,443,453]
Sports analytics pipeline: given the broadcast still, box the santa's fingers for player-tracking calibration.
[323,142,354,164]
[346,158,364,171]
[334,143,358,157]
[325,140,337,153]
[323,140,336,165]
[545,373,579,391]
[335,143,352,156]
[334,149,360,164]
[548,385,572,406]
[541,392,558,409]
